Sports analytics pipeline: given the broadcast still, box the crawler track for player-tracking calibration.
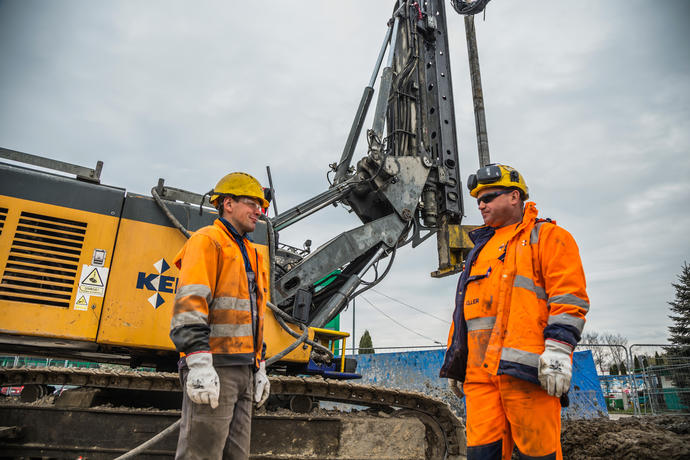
[0,367,465,458]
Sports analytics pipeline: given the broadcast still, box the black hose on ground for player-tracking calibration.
[113,306,298,458]
[115,301,335,458]
[132,195,329,458]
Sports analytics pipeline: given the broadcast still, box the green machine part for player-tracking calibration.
[316,271,342,355]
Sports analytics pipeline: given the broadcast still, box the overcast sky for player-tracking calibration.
[1,1,688,350]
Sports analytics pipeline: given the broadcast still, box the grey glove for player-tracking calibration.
[254,361,270,407]
[448,378,464,399]
[185,352,220,409]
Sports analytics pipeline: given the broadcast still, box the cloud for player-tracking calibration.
[625,183,690,215]
[1,0,688,350]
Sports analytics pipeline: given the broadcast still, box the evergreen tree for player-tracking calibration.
[668,262,690,350]
[609,363,619,375]
[619,362,627,375]
[667,262,690,407]
[634,356,641,372]
[358,329,374,354]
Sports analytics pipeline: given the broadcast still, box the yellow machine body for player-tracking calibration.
[0,163,346,367]
[0,195,119,341]
[95,199,187,351]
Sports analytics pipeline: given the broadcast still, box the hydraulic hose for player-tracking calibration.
[259,214,334,360]
[133,194,329,459]
[266,318,308,366]
[451,0,491,15]
[350,243,397,299]
[121,190,198,460]
[116,302,326,458]
[151,187,191,238]
[265,301,334,362]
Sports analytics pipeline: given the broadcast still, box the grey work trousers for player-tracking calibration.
[176,365,253,460]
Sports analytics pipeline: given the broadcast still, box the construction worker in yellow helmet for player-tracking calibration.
[171,172,270,460]
[210,172,270,213]
[440,164,589,460]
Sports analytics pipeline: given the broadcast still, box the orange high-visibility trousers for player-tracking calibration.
[464,374,562,460]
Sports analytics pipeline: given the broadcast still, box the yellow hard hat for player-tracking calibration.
[210,172,269,209]
[467,164,529,199]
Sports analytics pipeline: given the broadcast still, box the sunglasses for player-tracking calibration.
[237,196,263,210]
[477,189,512,205]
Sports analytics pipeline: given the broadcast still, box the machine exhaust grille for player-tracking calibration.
[0,207,7,236]
[0,211,87,308]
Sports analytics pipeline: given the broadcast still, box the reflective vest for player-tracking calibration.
[440,202,589,384]
[170,219,268,368]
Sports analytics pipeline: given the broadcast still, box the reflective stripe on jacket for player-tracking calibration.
[169,219,268,369]
[439,202,589,384]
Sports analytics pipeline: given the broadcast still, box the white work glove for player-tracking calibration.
[448,378,464,399]
[254,361,270,407]
[185,352,220,409]
[538,339,573,398]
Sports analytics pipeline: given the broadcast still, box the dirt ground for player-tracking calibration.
[6,394,690,459]
[561,415,690,460]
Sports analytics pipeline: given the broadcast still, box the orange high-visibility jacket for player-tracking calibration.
[440,202,589,383]
[170,219,268,369]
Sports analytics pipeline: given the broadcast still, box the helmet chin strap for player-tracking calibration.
[199,189,214,215]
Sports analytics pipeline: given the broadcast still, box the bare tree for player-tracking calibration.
[580,331,630,374]
[602,332,629,371]
[581,331,610,374]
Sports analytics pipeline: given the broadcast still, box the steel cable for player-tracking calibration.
[450,0,491,16]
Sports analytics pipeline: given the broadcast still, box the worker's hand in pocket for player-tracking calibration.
[448,378,464,399]
[254,361,270,408]
[185,352,220,409]
[538,339,573,398]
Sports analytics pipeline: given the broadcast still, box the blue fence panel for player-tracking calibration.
[355,349,608,419]
[356,349,462,415]
[564,350,609,419]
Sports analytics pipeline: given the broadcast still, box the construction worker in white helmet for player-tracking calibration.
[440,164,589,460]
[170,172,271,460]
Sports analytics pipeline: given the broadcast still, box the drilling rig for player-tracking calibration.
[0,1,494,458]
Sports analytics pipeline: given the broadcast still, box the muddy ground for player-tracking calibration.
[560,415,690,460]
[5,394,690,459]
[273,407,690,459]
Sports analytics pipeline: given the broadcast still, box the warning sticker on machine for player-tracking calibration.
[91,248,107,267]
[78,264,109,296]
[74,294,90,311]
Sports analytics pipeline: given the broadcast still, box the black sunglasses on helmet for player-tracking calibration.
[467,164,503,191]
[476,189,512,205]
